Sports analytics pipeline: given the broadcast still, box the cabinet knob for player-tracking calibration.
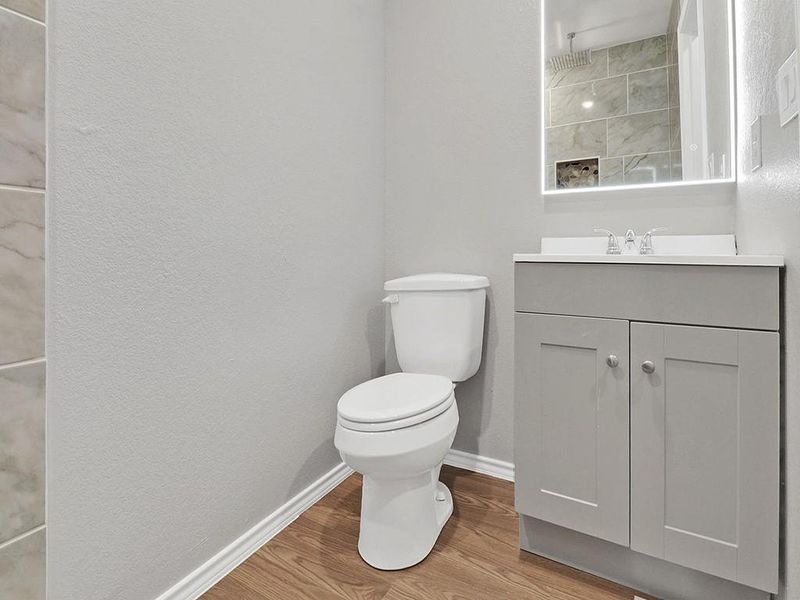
[641,360,656,374]
[606,355,619,368]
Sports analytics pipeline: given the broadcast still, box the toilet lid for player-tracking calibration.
[337,373,454,430]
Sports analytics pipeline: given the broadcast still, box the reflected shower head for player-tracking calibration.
[549,32,592,72]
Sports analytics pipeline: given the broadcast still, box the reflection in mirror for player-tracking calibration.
[543,0,734,192]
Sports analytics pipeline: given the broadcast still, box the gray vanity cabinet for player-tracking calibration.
[514,262,780,595]
[514,313,630,547]
[630,323,779,592]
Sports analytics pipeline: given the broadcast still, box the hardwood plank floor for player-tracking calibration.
[203,466,656,600]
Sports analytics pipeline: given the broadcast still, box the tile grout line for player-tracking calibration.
[0,524,45,552]
[549,64,669,92]
[0,4,44,26]
[0,356,46,372]
[547,107,671,130]
[0,183,46,194]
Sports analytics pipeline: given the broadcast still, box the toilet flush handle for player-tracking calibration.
[382,294,399,305]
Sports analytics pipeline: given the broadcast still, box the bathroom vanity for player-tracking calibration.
[513,237,783,600]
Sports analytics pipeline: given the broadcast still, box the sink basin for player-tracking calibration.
[514,234,784,266]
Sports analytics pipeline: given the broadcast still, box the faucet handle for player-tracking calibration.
[593,228,621,255]
[639,227,668,255]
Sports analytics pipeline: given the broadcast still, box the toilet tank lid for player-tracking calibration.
[384,273,490,292]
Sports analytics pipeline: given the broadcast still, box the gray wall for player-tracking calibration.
[385,0,734,464]
[46,2,384,599]
[733,1,800,598]
[0,2,45,599]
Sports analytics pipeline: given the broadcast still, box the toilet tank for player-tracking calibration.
[384,273,490,382]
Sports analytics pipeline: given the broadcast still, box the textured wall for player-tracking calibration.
[385,0,540,462]
[0,2,46,599]
[46,2,384,599]
[733,1,800,598]
[385,0,735,464]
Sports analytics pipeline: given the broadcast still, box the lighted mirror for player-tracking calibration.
[542,0,735,193]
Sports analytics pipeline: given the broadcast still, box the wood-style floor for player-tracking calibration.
[203,466,656,600]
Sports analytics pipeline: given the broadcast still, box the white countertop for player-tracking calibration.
[515,234,784,267]
[513,253,785,267]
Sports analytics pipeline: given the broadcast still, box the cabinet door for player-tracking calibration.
[515,313,629,546]
[630,323,779,593]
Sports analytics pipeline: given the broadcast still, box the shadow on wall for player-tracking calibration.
[366,305,386,379]
[451,291,495,455]
[287,437,341,500]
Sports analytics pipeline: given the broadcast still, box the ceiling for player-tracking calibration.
[545,0,673,59]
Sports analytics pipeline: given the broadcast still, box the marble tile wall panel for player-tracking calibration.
[0,189,44,364]
[0,1,45,21]
[599,157,624,186]
[546,35,684,186]
[547,48,609,88]
[0,10,45,188]
[546,119,607,165]
[668,64,680,108]
[0,361,44,544]
[609,36,667,76]
[546,165,555,190]
[607,110,670,157]
[0,528,45,600]
[544,90,550,127]
[623,152,672,184]
[671,150,683,181]
[551,75,627,126]
[666,31,678,66]
[670,107,682,150]
[628,68,668,113]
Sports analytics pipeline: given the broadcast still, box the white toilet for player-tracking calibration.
[334,273,489,570]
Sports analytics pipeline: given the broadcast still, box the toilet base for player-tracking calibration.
[357,471,453,570]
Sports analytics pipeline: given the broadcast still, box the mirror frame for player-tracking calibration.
[540,0,737,196]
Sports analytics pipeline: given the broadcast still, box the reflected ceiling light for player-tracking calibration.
[582,100,595,109]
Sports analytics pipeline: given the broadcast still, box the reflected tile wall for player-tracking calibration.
[546,33,682,187]
[607,110,670,157]
[0,361,45,544]
[599,157,624,186]
[0,4,46,598]
[609,36,667,76]
[546,119,607,166]
[0,9,45,188]
[0,189,44,364]
[670,107,682,150]
[629,68,668,113]
[0,529,45,600]
[1,0,44,21]
[623,152,672,184]
[551,75,627,126]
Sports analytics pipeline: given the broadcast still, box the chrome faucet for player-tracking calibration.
[623,229,638,254]
[639,227,667,255]
[593,227,667,255]
[593,228,621,255]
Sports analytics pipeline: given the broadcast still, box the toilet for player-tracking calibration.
[334,273,489,570]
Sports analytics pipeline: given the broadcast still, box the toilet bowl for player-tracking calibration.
[334,273,489,570]
[334,372,458,570]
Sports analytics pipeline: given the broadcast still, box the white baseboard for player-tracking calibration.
[155,462,354,600]
[156,450,511,600]
[444,448,515,482]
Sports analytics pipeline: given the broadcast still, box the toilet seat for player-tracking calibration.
[337,373,454,433]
